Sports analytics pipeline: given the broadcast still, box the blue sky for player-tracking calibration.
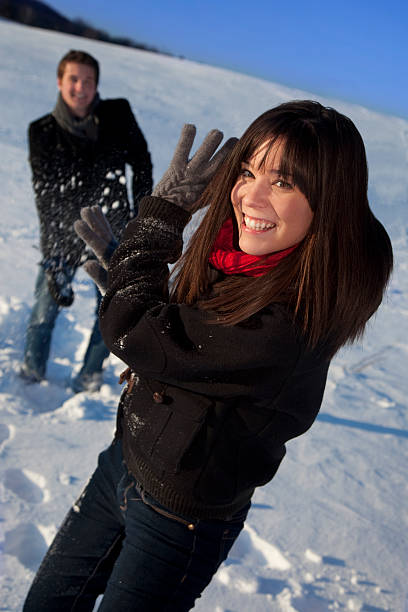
[48,0,408,120]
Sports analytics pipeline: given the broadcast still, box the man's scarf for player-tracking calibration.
[52,92,100,141]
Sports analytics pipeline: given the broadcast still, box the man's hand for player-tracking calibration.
[45,264,74,307]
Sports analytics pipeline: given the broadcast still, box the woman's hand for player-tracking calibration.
[74,206,118,294]
[153,124,237,212]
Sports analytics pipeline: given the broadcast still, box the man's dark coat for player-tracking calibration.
[29,98,152,270]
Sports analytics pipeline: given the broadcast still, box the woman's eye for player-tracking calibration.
[240,168,254,178]
[275,179,293,189]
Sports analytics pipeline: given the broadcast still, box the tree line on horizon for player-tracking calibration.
[0,0,177,56]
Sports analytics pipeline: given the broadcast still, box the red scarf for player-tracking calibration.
[208,217,297,277]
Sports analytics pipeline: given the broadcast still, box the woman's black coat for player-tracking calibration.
[100,196,330,520]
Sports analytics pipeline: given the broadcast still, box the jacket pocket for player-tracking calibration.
[125,383,211,475]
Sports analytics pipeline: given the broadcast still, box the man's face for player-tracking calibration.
[57,62,97,118]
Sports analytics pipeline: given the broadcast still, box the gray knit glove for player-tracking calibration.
[153,124,237,212]
[73,206,118,293]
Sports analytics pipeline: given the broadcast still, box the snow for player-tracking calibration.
[1,18,408,612]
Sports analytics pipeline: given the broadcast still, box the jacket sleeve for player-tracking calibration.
[29,120,76,268]
[99,196,303,393]
[123,101,153,208]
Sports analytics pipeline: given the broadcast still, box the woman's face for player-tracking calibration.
[231,140,313,256]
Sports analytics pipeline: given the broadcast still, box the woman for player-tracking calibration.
[24,100,393,611]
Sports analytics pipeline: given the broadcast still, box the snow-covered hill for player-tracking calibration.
[1,18,407,612]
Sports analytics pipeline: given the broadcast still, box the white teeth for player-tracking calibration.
[244,214,275,231]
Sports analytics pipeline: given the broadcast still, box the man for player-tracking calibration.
[20,49,152,392]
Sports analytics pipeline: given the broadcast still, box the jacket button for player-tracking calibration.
[153,392,164,404]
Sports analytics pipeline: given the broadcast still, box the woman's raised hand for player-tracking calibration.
[153,124,237,212]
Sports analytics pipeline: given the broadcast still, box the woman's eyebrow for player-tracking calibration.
[241,161,293,178]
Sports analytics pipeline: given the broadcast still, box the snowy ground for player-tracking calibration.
[1,18,408,612]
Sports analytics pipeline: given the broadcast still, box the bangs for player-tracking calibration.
[237,110,321,209]
[279,127,319,204]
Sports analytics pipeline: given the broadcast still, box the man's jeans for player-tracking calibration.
[23,440,250,611]
[22,265,109,381]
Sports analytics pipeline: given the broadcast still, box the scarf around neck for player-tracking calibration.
[52,92,100,141]
[208,217,297,277]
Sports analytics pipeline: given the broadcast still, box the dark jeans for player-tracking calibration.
[23,441,250,611]
[22,265,109,381]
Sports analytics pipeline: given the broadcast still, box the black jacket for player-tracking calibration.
[29,98,152,270]
[100,196,330,520]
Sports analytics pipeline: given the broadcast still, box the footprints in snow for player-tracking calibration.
[210,524,392,610]
[1,425,49,504]
[0,426,77,572]
[1,465,53,570]
[4,523,48,571]
[4,468,49,504]
[0,422,14,452]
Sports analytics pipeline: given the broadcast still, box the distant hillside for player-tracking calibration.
[0,0,168,54]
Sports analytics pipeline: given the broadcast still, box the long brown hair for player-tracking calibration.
[171,100,393,357]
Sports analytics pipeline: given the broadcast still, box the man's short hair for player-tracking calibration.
[57,50,100,85]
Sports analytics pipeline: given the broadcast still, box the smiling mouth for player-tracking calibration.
[243,213,276,232]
